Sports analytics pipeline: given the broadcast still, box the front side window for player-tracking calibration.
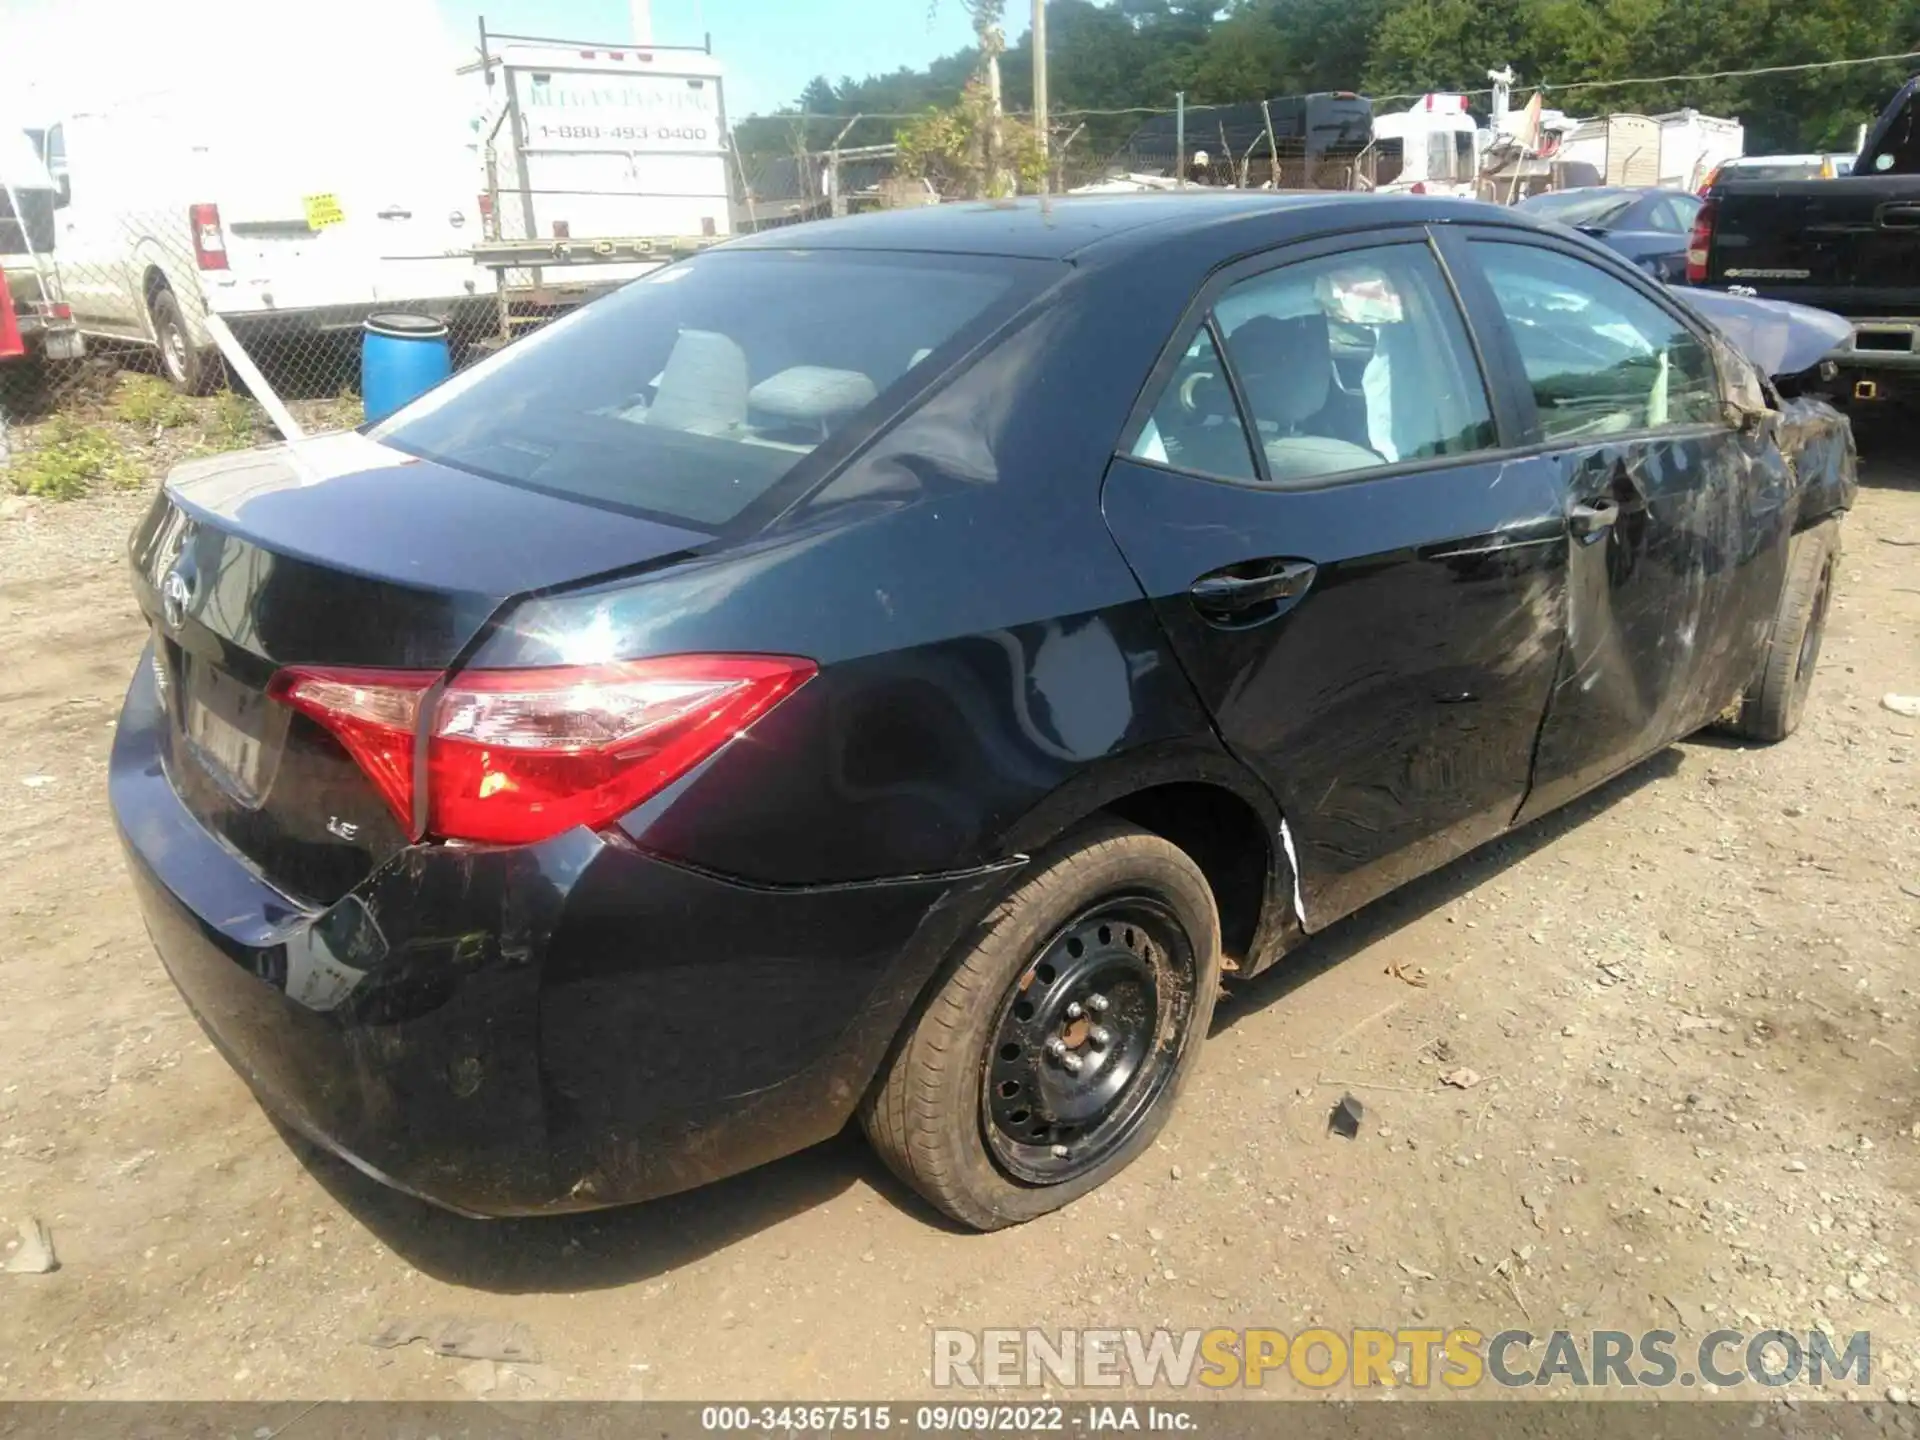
[374,249,1056,528]
[1427,133,1454,182]
[1472,241,1721,441]
[1212,243,1497,483]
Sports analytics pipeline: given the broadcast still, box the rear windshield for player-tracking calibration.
[372,248,1057,529]
[1520,191,1635,228]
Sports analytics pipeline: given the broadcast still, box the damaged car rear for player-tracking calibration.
[112,195,1855,1231]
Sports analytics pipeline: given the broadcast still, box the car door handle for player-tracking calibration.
[1570,498,1620,540]
[1877,204,1920,230]
[376,207,414,221]
[1189,559,1318,617]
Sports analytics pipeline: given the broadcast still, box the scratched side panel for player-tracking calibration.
[1102,452,1569,930]
[1776,396,1859,527]
[1518,424,1794,823]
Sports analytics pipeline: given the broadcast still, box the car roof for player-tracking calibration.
[723,191,1520,263]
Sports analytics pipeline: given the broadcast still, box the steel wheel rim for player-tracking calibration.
[980,894,1198,1185]
[161,317,188,384]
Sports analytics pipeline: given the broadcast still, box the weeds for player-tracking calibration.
[114,374,200,431]
[204,391,262,451]
[9,416,142,499]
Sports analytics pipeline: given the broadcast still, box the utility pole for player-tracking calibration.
[629,0,653,43]
[1032,0,1049,174]
[1175,91,1186,188]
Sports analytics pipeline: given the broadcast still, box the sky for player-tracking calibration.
[0,0,993,122]
[436,0,990,117]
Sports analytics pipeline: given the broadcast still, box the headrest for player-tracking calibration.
[749,366,878,423]
[1227,312,1331,427]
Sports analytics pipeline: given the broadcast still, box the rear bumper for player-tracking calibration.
[1831,318,1920,374]
[204,292,494,335]
[110,653,1012,1215]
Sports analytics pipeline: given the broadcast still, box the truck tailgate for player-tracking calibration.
[1706,177,1920,316]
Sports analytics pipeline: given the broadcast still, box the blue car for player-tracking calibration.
[1517,186,1704,283]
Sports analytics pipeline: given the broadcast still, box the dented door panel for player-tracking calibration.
[1516,427,1792,823]
[1103,453,1568,931]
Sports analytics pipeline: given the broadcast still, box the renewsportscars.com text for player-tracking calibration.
[932,1327,1872,1390]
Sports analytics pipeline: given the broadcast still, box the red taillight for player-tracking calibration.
[1697,165,1720,196]
[270,667,436,828]
[189,202,228,271]
[1686,199,1717,284]
[271,656,816,846]
[1409,181,1428,195]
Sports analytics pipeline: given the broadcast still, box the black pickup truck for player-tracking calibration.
[1689,75,1920,404]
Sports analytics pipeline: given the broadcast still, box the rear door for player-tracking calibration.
[1445,229,1794,823]
[209,94,482,313]
[1101,228,1568,930]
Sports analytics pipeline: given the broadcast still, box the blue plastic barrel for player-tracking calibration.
[361,312,451,423]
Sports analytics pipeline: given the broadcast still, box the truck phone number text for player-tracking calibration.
[535,124,710,143]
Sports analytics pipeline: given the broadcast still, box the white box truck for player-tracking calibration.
[467,24,733,300]
[30,81,490,392]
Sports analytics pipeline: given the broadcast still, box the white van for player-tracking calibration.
[34,84,489,392]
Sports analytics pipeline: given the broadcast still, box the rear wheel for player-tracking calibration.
[150,287,218,395]
[861,820,1221,1230]
[1729,520,1840,743]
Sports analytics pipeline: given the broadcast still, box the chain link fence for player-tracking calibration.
[5,96,1374,501]
[0,204,571,499]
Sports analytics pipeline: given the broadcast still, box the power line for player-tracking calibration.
[742,48,1920,129]
[1377,48,1920,104]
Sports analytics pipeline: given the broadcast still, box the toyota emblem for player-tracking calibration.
[161,567,193,632]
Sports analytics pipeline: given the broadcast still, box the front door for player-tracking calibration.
[1446,233,1793,823]
[1101,230,1568,931]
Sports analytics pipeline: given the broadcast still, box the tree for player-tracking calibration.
[896,78,1051,194]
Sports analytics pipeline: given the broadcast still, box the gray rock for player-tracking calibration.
[3,1217,58,1274]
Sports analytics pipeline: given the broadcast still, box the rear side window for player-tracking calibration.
[1647,195,1700,234]
[1129,326,1258,482]
[1213,243,1496,484]
[373,249,1055,529]
[1472,241,1721,441]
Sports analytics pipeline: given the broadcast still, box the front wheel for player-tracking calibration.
[1728,519,1840,743]
[861,820,1221,1231]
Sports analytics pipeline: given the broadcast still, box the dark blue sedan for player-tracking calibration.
[113,192,1853,1231]
[1517,186,1705,282]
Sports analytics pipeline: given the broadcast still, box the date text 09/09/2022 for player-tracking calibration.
[699,1405,1197,1432]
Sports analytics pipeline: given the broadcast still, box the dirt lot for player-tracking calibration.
[0,423,1916,1403]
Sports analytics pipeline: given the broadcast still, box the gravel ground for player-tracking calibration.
[0,416,1915,1403]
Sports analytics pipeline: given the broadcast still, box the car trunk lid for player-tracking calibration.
[1706,176,1920,316]
[130,430,708,905]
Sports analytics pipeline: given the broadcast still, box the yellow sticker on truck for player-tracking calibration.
[302,193,346,230]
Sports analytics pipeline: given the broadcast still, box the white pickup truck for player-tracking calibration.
[467,27,733,298]
[30,84,490,392]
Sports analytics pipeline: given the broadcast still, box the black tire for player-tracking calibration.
[149,287,218,395]
[1730,520,1841,743]
[861,819,1222,1231]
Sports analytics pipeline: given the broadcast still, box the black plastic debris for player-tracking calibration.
[1328,1093,1364,1139]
